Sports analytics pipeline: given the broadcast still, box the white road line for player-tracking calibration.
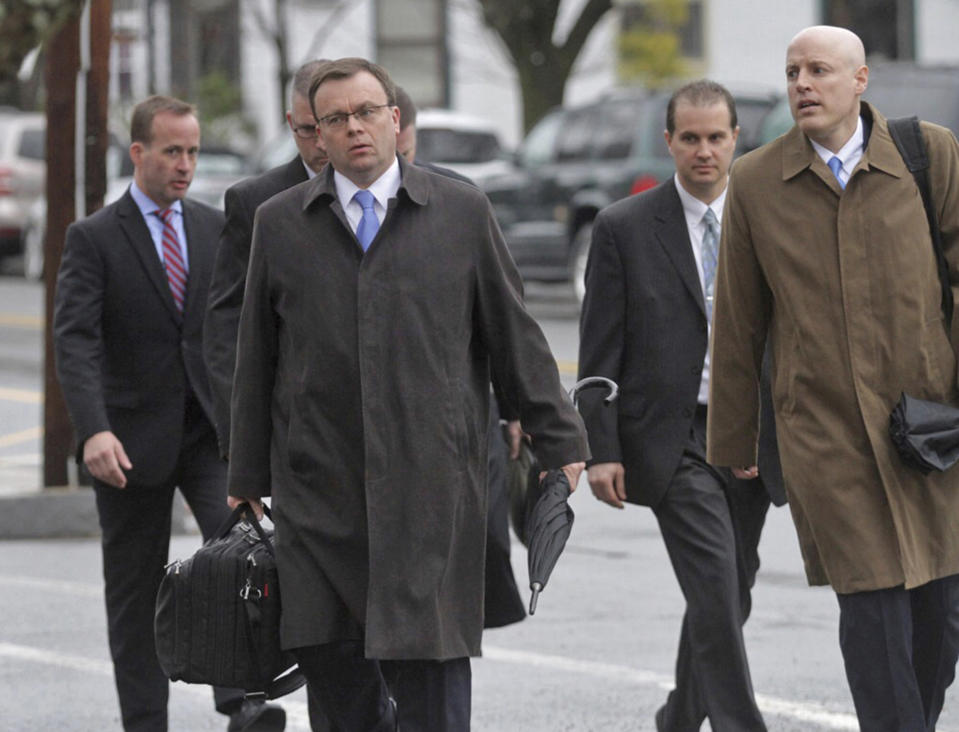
[0,574,102,598]
[0,387,42,404]
[0,426,42,448]
[0,641,312,729]
[483,645,860,730]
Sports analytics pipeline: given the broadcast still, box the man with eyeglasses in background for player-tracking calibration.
[204,58,333,731]
[205,58,329,458]
[226,57,589,731]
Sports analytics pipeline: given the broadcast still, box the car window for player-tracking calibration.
[593,99,644,160]
[17,126,45,161]
[416,129,501,164]
[864,77,959,136]
[555,107,597,162]
[735,98,776,152]
[518,111,563,168]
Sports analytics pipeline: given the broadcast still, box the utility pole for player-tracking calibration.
[42,0,111,487]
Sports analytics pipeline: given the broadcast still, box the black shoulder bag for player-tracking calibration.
[887,116,959,473]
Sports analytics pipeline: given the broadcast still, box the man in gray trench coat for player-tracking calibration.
[227,57,589,732]
[707,26,959,731]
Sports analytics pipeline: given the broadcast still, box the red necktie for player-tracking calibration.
[156,208,187,311]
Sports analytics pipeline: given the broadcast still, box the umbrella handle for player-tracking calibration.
[569,376,619,408]
[529,581,543,615]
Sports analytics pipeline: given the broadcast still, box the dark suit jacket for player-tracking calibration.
[577,179,785,508]
[204,155,310,453]
[54,189,224,487]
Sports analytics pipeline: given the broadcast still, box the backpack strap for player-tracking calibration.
[887,115,952,331]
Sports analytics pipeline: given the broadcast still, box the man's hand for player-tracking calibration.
[539,462,586,494]
[733,465,759,480]
[505,420,524,460]
[587,462,627,509]
[228,495,264,521]
[83,431,132,488]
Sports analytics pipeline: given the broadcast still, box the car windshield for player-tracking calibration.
[18,127,45,160]
[197,152,246,176]
[416,129,502,164]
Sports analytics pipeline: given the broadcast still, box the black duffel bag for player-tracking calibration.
[155,502,304,699]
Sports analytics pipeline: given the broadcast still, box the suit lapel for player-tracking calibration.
[116,190,182,324]
[653,181,706,316]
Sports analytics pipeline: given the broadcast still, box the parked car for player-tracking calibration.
[0,111,45,259]
[250,107,511,184]
[760,62,959,143]
[481,87,780,302]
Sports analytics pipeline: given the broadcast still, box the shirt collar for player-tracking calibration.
[333,157,402,211]
[673,173,728,224]
[129,179,183,218]
[809,116,864,172]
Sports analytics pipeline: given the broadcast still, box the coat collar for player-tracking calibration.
[781,102,907,186]
[300,154,430,212]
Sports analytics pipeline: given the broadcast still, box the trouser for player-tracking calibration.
[94,401,245,731]
[293,640,471,732]
[653,405,769,732]
[837,573,959,732]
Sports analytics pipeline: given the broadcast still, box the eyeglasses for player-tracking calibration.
[291,123,318,139]
[317,104,391,130]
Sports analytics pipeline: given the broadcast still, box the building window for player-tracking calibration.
[618,0,704,85]
[823,0,914,60]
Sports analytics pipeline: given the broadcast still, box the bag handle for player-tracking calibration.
[210,501,276,558]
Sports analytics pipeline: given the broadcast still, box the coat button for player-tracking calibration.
[681,407,693,418]
[690,365,702,375]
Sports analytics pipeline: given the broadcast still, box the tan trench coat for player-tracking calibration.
[707,103,959,594]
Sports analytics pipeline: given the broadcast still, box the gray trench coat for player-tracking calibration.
[228,158,589,659]
[708,104,959,594]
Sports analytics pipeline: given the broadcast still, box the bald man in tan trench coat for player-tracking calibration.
[707,26,959,731]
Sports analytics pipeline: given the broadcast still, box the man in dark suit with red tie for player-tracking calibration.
[54,95,284,732]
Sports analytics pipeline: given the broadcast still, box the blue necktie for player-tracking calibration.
[354,190,379,251]
[827,155,846,189]
[702,207,719,321]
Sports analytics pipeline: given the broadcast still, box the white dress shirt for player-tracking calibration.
[809,116,865,188]
[673,173,728,405]
[334,157,401,237]
[129,180,189,273]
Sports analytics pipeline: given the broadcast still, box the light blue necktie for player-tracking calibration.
[827,155,846,189]
[702,207,719,321]
[353,189,379,250]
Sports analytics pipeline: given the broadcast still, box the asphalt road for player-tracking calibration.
[0,275,956,731]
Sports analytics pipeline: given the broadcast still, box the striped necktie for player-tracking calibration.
[702,207,719,321]
[155,208,187,312]
[827,155,846,189]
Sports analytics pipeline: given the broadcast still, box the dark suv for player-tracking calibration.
[482,88,779,301]
[760,62,959,143]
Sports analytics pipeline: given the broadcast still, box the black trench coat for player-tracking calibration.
[228,158,589,660]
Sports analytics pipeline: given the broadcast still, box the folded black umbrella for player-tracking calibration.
[889,392,959,474]
[526,469,574,615]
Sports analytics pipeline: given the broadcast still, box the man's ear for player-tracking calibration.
[129,141,143,168]
[854,64,869,95]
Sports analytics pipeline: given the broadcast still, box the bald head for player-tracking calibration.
[785,25,868,152]
[788,26,865,70]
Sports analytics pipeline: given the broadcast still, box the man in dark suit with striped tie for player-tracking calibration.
[54,95,285,732]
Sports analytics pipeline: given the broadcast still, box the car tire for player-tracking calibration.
[22,222,44,281]
[570,222,592,305]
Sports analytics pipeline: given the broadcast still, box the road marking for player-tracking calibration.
[0,640,313,728]
[0,313,43,330]
[0,387,42,404]
[556,359,577,375]
[0,426,43,448]
[484,645,860,730]
[0,575,101,598]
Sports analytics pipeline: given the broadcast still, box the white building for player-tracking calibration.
[107,0,959,150]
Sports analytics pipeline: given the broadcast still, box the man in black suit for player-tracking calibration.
[54,95,284,732]
[577,80,785,732]
[204,60,329,453]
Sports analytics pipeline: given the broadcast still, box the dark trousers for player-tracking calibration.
[94,401,244,732]
[293,641,471,732]
[653,407,770,732]
[837,574,959,732]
